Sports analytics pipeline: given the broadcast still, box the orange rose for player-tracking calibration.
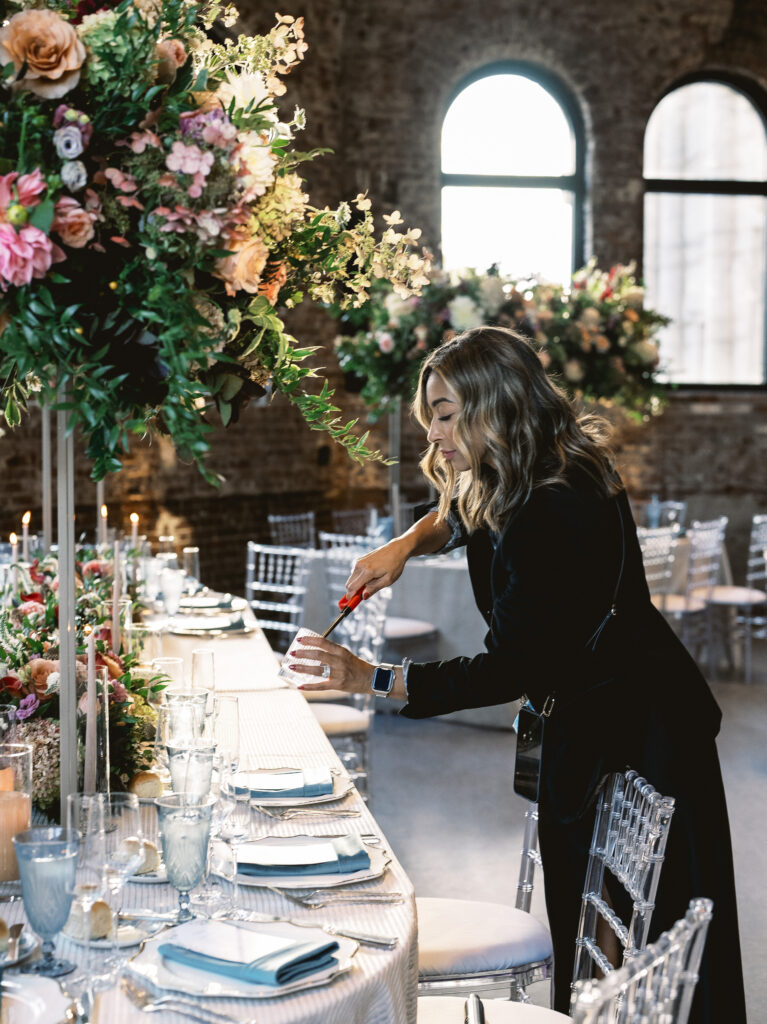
[52,197,95,248]
[28,659,59,700]
[0,9,86,99]
[155,38,186,84]
[258,262,288,307]
[215,230,269,297]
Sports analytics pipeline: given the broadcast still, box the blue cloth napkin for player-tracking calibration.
[233,769,333,800]
[157,937,340,986]
[237,836,370,877]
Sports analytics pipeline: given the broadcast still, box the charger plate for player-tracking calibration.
[0,975,76,1024]
[126,919,357,999]
[226,834,389,890]
[228,768,354,807]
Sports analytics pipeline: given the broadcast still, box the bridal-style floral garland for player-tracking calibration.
[333,261,669,420]
[0,552,159,814]
[0,0,430,479]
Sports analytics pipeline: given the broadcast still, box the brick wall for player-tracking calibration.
[2,0,766,594]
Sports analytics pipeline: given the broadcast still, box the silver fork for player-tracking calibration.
[122,977,247,1024]
[252,805,360,820]
[262,884,405,908]
[240,911,399,949]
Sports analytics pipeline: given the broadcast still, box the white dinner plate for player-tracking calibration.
[128,864,168,884]
[226,834,389,890]
[126,919,356,999]
[0,974,76,1023]
[178,594,248,614]
[66,920,164,948]
[0,930,39,968]
[231,769,354,807]
[169,615,256,637]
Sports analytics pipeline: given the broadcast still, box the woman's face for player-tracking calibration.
[425,372,482,471]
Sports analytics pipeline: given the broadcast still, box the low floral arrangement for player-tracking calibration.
[333,261,669,420]
[0,551,160,814]
[0,0,430,479]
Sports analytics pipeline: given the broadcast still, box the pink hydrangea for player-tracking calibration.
[0,224,65,291]
[103,168,138,193]
[165,141,214,177]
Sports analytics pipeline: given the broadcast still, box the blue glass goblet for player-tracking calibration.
[13,827,80,977]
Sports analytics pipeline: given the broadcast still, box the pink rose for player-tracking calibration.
[155,38,187,84]
[215,229,269,297]
[378,332,395,354]
[52,196,96,248]
[0,224,65,290]
[0,169,46,213]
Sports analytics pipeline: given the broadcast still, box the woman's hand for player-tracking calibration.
[345,537,411,600]
[289,635,373,694]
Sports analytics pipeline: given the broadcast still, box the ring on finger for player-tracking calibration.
[321,663,331,680]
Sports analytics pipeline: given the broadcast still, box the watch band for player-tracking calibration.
[371,663,397,696]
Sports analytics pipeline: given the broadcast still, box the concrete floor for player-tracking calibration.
[370,662,767,1020]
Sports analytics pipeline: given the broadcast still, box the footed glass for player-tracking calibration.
[13,827,80,977]
[156,793,216,923]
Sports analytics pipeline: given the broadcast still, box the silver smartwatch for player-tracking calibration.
[371,663,397,696]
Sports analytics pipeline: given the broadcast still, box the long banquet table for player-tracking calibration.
[3,619,419,1024]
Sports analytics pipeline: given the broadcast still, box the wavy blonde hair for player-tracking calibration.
[413,326,621,533]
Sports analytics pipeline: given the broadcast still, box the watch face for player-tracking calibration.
[372,666,394,693]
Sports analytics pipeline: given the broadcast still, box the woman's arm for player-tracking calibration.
[288,634,408,699]
[345,509,452,599]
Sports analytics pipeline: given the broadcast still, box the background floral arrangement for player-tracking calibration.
[333,261,669,420]
[0,551,160,813]
[0,0,430,479]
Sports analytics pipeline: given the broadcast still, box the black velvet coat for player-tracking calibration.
[402,468,746,1022]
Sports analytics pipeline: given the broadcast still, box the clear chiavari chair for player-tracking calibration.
[331,509,374,536]
[637,524,681,611]
[572,770,676,985]
[703,512,767,683]
[244,542,310,654]
[417,802,553,1001]
[417,899,711,1024]
[267,511,316,548]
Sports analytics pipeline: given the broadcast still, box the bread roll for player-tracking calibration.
[64,898,112,941]
[0,917,8,952]
[115,837,161,875]
[127,770,163,798]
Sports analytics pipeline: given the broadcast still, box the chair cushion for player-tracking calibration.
[417,897,552,977]
[417,996,568,1023]
[310,702,371,736]
[704,585,767,606]
[651,593,706,614]
[384,616,438,640]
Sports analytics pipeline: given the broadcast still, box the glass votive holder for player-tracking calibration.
[124,623,164,665]
[0,743,33,885]
[277,628,328,687]
[151,657,185,689]
[191,648,215,691]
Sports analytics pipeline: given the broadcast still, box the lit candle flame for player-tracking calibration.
[130,513,139,525]
[21,511,31,526]
[100,505,108,520]
[9,533,17,545]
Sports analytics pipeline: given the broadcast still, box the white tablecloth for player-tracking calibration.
[4,621,419,1024]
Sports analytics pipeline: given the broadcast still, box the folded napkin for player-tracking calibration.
[157,920,339,987]
[237,836,370,877]
[232,768,334,800]
[177,613,245,632]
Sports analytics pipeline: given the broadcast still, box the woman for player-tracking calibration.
[293,326,746,1022]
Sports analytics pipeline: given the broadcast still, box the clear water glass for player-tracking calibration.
[182,546,200,591]
[156,794,216,923]
[191,648,215,691]
[278,627,326,686]
[218,770,253,921]
[190,757,233,916]
[123,623,163,666]
[151,657,185,689]
[102,794,144,971]
[167,741,217,799]
[160,567,185,617]
[213,695,240,774]
[65,794,108,985]
[0,704,17,741]
[13,827,79,977]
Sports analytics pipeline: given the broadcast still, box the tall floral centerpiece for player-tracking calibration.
[0,552,159,816]
[0,0,430,475]
[0,0,431,811]
[334,261,668,421]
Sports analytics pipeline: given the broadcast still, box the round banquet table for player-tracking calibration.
[2,614,419,1024]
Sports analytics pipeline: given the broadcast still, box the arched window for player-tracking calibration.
[441,64,584,284]
[643,76,767,384]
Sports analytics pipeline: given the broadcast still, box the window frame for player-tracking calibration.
[440,60,586,275]
[643,70,767,390]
